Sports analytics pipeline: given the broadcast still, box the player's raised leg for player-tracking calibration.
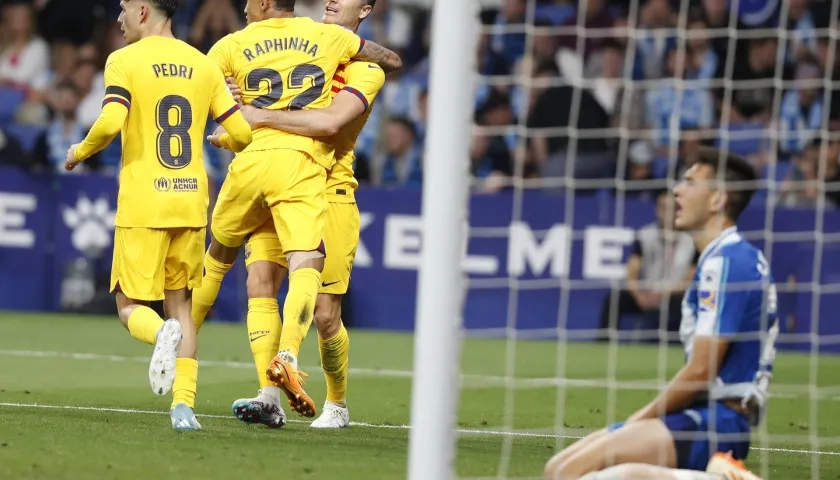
[115,292,182,396]
[231,223,288,428]
[191,236,239,332]
[192,158,271,331]
[265,150,328,418]
[111,227,183,397]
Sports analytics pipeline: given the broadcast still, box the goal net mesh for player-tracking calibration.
[458,0,840,478]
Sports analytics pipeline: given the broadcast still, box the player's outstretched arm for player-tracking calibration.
[66,102,127,171]
[353,40,402,73]
[244,90,366,137]
[65,60,131,171]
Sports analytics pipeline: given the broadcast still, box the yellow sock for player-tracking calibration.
[319,324,350,405]
[171,357,198,409]
[248,298,283,388]
[278,268,320,357]
[127,306,164,345]
[192,253,233,332]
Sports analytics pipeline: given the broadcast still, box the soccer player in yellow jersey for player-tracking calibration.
[63,0,253,431]
[192,0,400,419]
[209,0,384,429]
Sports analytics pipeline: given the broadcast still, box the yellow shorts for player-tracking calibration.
[110,226,206,301]
[245,196,360,295]
[211,149,327,252]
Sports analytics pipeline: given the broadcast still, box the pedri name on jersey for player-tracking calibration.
[243,37,319,62]
[152,63,194,80]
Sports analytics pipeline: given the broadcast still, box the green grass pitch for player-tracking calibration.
[0,313,838,479]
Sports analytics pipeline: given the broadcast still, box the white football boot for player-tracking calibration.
[149,319,182,395]
[310,401,350,428]
[170,403,202,431]
[231,388,287,428]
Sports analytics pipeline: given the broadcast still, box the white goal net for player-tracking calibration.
[414,0,840,478]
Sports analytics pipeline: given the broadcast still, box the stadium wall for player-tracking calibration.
[1,168,838,352]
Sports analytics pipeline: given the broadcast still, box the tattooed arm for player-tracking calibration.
[353,40,403,74]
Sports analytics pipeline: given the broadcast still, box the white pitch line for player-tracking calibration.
[0,349,836,400]
[0,402,836,457]
[0,349,414,378]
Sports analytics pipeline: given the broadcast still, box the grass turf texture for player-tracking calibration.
[0,313,838,479]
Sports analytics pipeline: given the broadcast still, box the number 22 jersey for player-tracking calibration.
[104,36,241,229]
[207,17,363,169]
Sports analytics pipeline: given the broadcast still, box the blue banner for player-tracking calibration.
[1,168,839,352]
[0,169,56,311]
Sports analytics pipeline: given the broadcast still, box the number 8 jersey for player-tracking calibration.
[208,17,364,169]
[102,36,243,229]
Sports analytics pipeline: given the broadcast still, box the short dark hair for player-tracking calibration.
[389,116,417,138]
[694,146,758,221]
[150,0,178,18]
[655,188,671,200]
[601,37,624,53]
[474,88,511,123]
[361,0,376,7]
[273,0,295,11]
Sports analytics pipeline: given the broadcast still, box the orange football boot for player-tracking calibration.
[706,452,765,480]
[266,354,317,417]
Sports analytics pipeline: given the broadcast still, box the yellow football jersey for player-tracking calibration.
[325,61,385,200]
[103,36,241,229]
[208,17,363,168]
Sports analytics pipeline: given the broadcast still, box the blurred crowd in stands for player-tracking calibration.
[1,0,840,208]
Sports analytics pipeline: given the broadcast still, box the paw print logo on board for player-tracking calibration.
[62,195,116,254]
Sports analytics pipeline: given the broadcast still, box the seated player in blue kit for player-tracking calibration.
[544,147,778,479]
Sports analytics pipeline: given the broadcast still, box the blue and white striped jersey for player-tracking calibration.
[680,227,779,424]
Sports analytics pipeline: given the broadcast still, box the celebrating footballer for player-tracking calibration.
[64,0,253,430]
[191,0,400,426]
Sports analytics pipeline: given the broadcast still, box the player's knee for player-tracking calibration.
[117,306,134,329]
[544,452,575,480]
[247,261,279,298]
[287,250,325,272]
[314,294,342,338]
[115,294,141,329]
[544,456,563,480]
[548,453,599,480]
[208,235,239,264]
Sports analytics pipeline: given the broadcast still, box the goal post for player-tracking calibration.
[406,1,477,480]
[406,0,840,477]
